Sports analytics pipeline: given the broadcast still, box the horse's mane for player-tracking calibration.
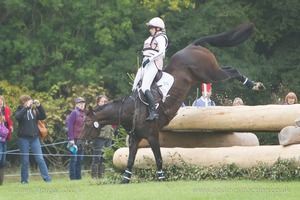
[193,22,254,48]
[93,105,103,112]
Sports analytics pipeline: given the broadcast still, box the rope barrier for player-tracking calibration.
[3,140,114,178]
[0,138,112,157]
[6,140,68,153]
[5,152,100,157]
[4,140,113,157]
[4,170,91,177]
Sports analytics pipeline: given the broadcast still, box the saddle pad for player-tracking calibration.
[157,72,174,102]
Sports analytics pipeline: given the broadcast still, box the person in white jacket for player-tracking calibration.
[132,17,169,121]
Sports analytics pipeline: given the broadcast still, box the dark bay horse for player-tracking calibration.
[78,22,265,183]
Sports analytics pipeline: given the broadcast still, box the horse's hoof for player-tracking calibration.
[252,82,266,91]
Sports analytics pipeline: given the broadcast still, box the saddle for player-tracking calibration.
[133,70,174,106]
[136,81,163,106]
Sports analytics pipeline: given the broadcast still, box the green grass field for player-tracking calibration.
[0,172,299,200]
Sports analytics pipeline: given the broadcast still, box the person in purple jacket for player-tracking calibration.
[67,97,86,180]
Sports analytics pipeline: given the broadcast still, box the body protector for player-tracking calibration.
[142,31,168,70]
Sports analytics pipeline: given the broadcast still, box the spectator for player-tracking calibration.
[192,83,216,107]
[0,95,14,185]
[14,94,51,184]
[232,97,244,106]
[283,92,298,105]
[67,97,86,180]
[91,95,115,179]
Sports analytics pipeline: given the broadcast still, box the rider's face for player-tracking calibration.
[149,27,156,36]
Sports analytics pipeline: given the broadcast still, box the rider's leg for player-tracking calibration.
[132,68,142,91]
[144,90,159,120]
[141,63,159,121]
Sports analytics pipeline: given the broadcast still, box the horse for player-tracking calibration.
[78,22,265,183]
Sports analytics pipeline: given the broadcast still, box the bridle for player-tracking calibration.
[78,97,134,142]
[78,113,100,142]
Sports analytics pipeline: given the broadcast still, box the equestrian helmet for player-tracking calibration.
[146,17,165,29]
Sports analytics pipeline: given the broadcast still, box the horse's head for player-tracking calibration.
[77,106,102,149]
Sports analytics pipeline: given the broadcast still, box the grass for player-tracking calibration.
[1,172,299,200]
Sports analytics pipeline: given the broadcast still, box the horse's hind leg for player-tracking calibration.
[147,134,165,181]
[121,135,142,184]
[222,66,265,91]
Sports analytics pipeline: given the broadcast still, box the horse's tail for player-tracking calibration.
[193,22,254,47]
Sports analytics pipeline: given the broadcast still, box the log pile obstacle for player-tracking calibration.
[114,105,300,169]
[138,105,300,148]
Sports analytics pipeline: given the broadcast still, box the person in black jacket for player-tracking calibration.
[14,94,51,184]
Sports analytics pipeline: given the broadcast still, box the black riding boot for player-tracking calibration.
[145,90,159,121]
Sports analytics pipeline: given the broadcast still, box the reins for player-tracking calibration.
[128,95,137,135]
[116,97,126,134]
[78,114,98,142]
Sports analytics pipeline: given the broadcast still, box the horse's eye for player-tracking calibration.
[93,122,99,128]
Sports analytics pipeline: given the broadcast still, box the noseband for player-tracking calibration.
[78,114,100,142]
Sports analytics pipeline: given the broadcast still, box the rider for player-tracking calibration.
[132,17,169,121]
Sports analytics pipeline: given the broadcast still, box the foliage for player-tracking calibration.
[255,132,279,145]
[130,158,300,182]
[102,127,128,171]
[142,0,195,13]
[1,0,300,101]
[0,79,107,167]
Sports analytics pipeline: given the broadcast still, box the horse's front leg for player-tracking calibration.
[121,135,141,184]
[222,66,265,91]
[147,134,165,181]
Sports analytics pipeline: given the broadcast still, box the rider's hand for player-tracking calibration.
[142,58,150,68]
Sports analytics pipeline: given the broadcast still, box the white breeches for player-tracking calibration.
[132,61,158,93]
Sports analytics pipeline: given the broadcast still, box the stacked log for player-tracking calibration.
[137,131,259,148]
[113,145,300,170]
[163,105,300,132]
